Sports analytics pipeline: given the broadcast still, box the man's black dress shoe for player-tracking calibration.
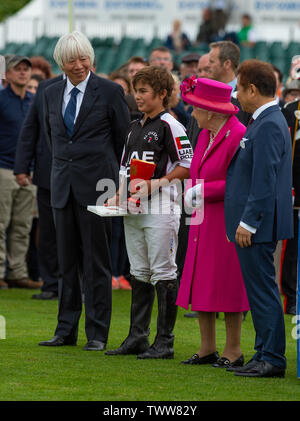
[234,360,285,378]
[32,291,58,300]
[83,340,106,351]
[212,354,244,368]
[227,358,257,372]
[39,335,77,346]
[181,351,219,365]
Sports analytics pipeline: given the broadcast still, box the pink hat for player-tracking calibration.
[181,76,239,115]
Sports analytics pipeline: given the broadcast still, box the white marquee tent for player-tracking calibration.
[0,0,300,49]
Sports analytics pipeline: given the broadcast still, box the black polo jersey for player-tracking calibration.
[120,111,193,180]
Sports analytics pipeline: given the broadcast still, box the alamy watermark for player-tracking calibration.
[291,315,300,340]
[0,315,6,339]
[96,177,205,226]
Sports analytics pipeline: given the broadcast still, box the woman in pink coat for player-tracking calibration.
[176,77,250,369]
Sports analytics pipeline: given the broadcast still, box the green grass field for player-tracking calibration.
[0,288,299,402]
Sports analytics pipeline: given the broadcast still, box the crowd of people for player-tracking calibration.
[0,15,299,378]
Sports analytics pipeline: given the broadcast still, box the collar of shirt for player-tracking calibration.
[6,83,33,100]
[65,71,90,96]
[228,78,237,96]
[252,99,278,120]
[62,71,91,120]
[139,110,167,126]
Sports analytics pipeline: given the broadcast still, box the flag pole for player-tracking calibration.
[68,0,74,33]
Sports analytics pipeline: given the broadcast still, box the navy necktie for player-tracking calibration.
[64,87,80,137]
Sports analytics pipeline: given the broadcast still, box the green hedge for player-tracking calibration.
[0,0,31,22]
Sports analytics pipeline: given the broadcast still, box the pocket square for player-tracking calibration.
[240,137,249,149]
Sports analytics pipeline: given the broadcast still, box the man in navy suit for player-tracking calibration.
[39,31,130,351]
[225,60,293,378]
[14,74,63,300]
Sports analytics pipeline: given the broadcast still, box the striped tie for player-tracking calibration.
[64,87,80,137]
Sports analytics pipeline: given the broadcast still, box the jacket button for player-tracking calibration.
[69,141,73,144]
[69,159,72,162]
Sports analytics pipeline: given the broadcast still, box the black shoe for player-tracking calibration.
[137,346,174,360]
[181,351,219,365]
[184,312,198,318]
[234,360,285,378]
[139,279,178,360]
[39,335,77,346]
[226,357,257,372]
[83,340,106,351]
[286,305,296,315]
[212,354,244,368]
[32,291,58,300]
[105,338,149,355]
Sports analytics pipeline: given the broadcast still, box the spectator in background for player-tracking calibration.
[108,71,132,96]
[168,73,190,127]
[27,74,44,95]
[165,19,191,54]
[126,56,148,80]
[179,53,201,81]
[149,47,174,72]
[0,55,40,290]
[196,8,218,45]
[150,47,189,127]
[208,41,251,126]
[197,53,212,79]
[30,56,53,80]
[119,56,148,121]
[14,66,62,300]
[237,14,256,47]
[282,79,300,105]
[290,55,300,80]
[271,64,284,107]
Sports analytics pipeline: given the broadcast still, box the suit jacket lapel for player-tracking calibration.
[72,73,98,137]
[199,115,237,169]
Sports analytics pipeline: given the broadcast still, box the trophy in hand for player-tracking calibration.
[128,159,156,213]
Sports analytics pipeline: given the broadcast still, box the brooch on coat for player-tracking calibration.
[225,130,231,138]
[240,137,249,149]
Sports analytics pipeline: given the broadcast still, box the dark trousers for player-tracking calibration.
[281,210,298,311]
[235,241,286,369]
[53,191,112,343]
[37,187,59,293]
[111,216,130,278]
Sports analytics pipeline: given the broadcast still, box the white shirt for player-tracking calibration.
[240,99,278,234]
[62,71,91,123]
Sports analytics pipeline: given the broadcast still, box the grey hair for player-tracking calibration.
[53,31,95,69]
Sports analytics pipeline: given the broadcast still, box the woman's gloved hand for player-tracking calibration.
[184,183,203,208]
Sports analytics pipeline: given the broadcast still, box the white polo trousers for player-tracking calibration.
[124,213,180,285]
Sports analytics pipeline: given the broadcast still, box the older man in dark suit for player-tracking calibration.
[39,31,130,351]
[225,60,293,378]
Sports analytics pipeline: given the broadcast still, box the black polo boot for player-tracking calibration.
[137,279,178,359]
[105,278,155,355]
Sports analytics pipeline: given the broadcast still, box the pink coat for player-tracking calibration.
[176,115,250,312]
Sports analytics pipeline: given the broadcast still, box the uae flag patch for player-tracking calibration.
[176,136,190,150]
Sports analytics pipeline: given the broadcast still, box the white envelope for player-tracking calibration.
[87,205,128,217]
